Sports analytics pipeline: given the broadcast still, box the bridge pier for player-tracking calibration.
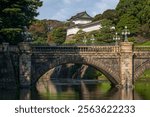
[19,43,32,88]
[120,42,134,88]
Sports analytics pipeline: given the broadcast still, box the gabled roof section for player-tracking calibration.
[68,11,93,21]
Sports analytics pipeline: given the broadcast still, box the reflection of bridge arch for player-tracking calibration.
[134,60,150,81]
[31,55,120,86]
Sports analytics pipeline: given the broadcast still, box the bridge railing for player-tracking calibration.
[134,46,150,52]
[9,46,19,52]
[0,45,19,52]
[32,46,120,53]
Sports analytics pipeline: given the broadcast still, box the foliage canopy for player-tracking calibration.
[0,0,42,44]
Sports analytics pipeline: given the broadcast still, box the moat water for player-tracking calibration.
[0,78,150,100]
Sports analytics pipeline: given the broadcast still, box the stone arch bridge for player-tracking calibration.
[16,42,150,88]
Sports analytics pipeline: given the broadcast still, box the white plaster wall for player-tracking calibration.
[67,24,102,36]
[82,24,102,32]
[67,27,80,36]
[73,20,91,24]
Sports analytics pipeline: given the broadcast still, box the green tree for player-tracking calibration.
[29,20,47,44]
[51,27,66,45]
[116,0,150,25]
[117,14,140,34]
[116,0,150,37]
[29,19,64,44]
[72,29,86,44]
[140,24,150,38]
[92,14,103,22]
[96,19,114,43]
[102,9,118,24]
[0,0,42,44]
[93,9,118,24]
[116,0,138,16]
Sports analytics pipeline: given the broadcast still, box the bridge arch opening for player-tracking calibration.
[135,69,150,82]
[35,63,117,99]
[134,68,150,100]
[32,61,119,87]
[38,63,110,80]
[134,60,150,82]
[35,68,116,100]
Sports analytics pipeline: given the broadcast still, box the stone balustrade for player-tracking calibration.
[0,45,18,52]
[32,45,120,53]
[134,46,150,58]
[1,44,150,54]
[134,46,150,52]
[9,46,19,52]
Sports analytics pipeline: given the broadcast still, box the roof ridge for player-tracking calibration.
[68,11,93,21]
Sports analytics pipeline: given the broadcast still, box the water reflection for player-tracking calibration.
[135,80,150,100]
[0,79,150,100]
[0,89,19,100]
[34,80,137,100]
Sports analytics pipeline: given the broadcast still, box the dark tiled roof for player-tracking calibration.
[68,11,93,21]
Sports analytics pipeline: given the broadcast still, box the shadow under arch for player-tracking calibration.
[31,54,120,87]
[134,59,150,81]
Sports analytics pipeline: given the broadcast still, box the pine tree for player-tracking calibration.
[0,0,42,44]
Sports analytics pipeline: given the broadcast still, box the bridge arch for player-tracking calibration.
[134,60,150,81]
[31,55,120,86]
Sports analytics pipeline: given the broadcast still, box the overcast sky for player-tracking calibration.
[37,0,119,21]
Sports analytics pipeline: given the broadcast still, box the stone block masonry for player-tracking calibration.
[0,43,19,89]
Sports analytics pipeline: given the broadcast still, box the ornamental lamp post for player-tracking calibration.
[83,36,87,45]
[21,26,32,42]
[113,32,120,45]
[122,26,130,42]
[90,35,95,44]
